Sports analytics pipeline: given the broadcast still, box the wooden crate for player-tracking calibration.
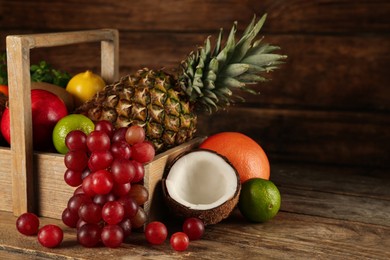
[1,29,203,221]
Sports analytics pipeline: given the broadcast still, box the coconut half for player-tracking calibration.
[162,149,241,225]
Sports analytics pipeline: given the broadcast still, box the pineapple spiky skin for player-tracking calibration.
[76,69,197,152]
[76,14,286,153]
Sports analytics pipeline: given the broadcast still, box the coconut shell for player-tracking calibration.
[162,148,241,225]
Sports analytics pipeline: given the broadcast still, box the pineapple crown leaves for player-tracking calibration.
[178,14,287,113]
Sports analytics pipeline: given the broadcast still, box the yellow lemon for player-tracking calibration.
[66,70,105,107]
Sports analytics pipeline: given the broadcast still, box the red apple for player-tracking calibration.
[1,89,68,151]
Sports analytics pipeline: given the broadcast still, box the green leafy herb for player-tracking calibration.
[0,51,72,87]
[0,52,7,85]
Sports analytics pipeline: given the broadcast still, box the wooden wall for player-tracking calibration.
[1,0,389,168]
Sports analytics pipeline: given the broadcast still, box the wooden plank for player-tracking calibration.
[278,186,390,226]
[271,163,390,199]
[1,163,390,258]
[2,32,389,112]
[0,250,50,260]
[0,148,12,212]
[213,210,390,259]
[196,108,390,167]
[5,29,119,217]
[0,210,389,259]
[1,0,389,33]
[6,35,35,215]
[269,163,390,226]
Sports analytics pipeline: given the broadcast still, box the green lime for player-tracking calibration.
[238,178,281,222]
[52,114,95,154]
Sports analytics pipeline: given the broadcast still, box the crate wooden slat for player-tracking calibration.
[33,137,203,220]
[0,148,12,212]
[5,29,119,216]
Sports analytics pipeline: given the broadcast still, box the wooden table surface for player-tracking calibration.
[1,162,389,259]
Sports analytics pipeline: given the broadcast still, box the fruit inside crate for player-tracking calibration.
[0,29,205,223]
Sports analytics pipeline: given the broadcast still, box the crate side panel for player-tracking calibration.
[0,148,12,212]
[33,153,73,218]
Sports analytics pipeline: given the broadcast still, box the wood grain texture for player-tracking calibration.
[0,139,204,219]
[0,0,389,168]
[271,163,390,199]
[196,108,390,167]
[1,0,389,33]
[1,32,388,112]
[5,29,120,217]
[0,148,12,212]
[1,163,389,259]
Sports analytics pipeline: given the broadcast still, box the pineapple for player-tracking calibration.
[76,14,287,152]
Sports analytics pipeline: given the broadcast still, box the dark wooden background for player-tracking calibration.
[0,0,389,169]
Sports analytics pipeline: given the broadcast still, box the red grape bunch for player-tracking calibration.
[62,121,154,248]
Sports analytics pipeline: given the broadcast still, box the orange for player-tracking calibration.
[0,85,8,96]
[199,132,270,183]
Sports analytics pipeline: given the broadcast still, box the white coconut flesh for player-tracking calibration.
[165,150,239,210]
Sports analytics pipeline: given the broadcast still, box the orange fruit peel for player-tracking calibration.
[199,132,270,183]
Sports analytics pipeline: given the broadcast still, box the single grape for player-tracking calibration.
[101,225,124,248]
[131,160,145,183]
[111,127,127,143]
[65,130,87,151]
[86,130,111,152]
[16,212,40,236]
[37,225,63,248]
[93,193,116,207]
[170,232,189,251]
[125,125,145,145]
[91,170,114,195]
[117,196,138,219]
[128,184,149,206]
[73,185,85,195]
[82,174,96,197]
[118,218,132,238]
[77,219,88,230]
[78,202,102,224]
[182,217,205,240]
[131,141,155,163]
[81,168,92,180]
[130,206,147,229]
[67,194,92,214]
[111,158,135,184]
[88,150,113,171]
[110,141,132,159]
[112,182,131,197]
[64,169,83,187]
[144,221,168,245]
[62,207,79,228]
[95,120,114,139]
[77,223,102,248]
[64,150,88,172]
[102,201,125,225]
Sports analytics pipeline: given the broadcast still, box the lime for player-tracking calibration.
[52,114,95,154]
[238,178,281,222]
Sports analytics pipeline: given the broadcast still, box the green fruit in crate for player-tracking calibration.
[76,14,287,153]
[52,114,95,154]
